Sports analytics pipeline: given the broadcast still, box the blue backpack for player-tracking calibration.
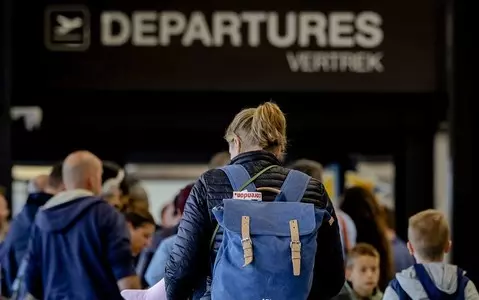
[210,164,331,300]
[390,264,469,300]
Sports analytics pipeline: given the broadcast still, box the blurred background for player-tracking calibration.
[0,0,475,285]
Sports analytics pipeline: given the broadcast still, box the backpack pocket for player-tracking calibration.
[211,199,326,300]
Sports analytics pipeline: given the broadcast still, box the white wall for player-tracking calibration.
[140,179,195,224]
[12,180,28,217]
[434,131,451,262]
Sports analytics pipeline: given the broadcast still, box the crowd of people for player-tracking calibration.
[0,102,477,300]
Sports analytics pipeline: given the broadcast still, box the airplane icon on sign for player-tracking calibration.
[54,14,83,36]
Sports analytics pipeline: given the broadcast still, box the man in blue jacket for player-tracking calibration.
[0,163,64,297]
[23,151,141,299]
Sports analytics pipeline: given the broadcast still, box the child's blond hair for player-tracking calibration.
[346,243,380,268]
[408,209,450,260]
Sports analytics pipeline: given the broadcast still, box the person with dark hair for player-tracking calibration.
[136,184,194,288]
[340,186,394,291]
[46,162,64,194]
[288,159,357,258]
[144,184,193,286]
[0,162,64,297]
[382,206,415,272]
[124,210,156,257]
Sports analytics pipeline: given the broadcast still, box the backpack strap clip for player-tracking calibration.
[289,219,301,276]
[241,216,253,267]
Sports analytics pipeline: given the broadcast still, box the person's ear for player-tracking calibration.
[407,241,414,256]
[233,135,241,153]
[229,135,241,159]
[445,240,452,253]
[345,267,352,280]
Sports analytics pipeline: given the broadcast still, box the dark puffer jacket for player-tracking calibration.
[165,151,345,300]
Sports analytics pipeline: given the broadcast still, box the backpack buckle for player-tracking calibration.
[290,241,302,251]
[241,237,252,245]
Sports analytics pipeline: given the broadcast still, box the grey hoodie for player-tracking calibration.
[384,263,479,300]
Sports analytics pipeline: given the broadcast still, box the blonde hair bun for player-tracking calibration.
[252,102,287,152]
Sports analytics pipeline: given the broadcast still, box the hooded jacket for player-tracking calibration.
[23,189,136,300]
[384,263,479,300]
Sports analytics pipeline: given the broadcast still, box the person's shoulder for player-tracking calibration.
[201,167,228,182]
[89,198,124,222]
[395,264,416,280]
[87,196,115,211]
[197,167,230,191]
[302,176,329,208]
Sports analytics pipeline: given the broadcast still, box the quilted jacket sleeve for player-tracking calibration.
[165,178,212,300]
[309,187,345,300]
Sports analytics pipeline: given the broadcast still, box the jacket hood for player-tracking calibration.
[397,263,462,298]
[35,189,103,233]
[26,192,53,206]
[15,192,53,227]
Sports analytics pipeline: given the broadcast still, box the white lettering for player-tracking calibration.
[101,11,131,46]
[132,11,157,46]
[98,10,384,50]
[355,11,383,48]
[182,12,212,46]
[298,12,327,47]
[160,11,186,45]
[329,12,355,47]
[267,12,296,48]
[241,12,266,47]
[213,12,241,47]
[286,51,384,73]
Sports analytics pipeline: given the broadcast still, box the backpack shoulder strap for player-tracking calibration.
[389,277,411,300]
[220,165,256,192]
[414,263,448,299]
[278,170,311,203]
[211,164,278,250]
[455,267,470,300]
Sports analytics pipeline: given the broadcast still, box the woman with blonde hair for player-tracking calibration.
[164,102,345,300]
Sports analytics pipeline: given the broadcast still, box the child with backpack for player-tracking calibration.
[332,243,383,300]
[384,209,479,300]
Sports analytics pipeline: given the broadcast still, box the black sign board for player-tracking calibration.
[15,0,438,92]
